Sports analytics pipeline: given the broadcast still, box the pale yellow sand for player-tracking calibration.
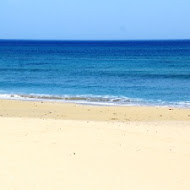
[0,100,190,190]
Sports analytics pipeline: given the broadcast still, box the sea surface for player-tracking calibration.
[0,40,190,107]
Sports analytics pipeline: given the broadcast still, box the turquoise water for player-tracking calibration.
[0,40,190,107]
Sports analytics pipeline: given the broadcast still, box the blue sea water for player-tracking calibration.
[0,40,190,107]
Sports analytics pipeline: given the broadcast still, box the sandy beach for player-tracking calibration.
[0,99,190,190]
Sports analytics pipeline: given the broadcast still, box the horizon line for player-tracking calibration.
[0,38,190,42]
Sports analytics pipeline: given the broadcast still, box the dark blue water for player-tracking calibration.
[0,40,190,107]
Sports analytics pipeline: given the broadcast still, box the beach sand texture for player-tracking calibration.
[0,99,190,190]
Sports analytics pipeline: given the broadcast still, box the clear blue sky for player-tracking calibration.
[1,0,190,40]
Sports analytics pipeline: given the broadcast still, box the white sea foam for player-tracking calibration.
[0,93,189,108]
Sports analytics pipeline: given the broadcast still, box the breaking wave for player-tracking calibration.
[0,93,189,108]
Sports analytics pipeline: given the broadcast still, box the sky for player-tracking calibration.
[1,0,190,40]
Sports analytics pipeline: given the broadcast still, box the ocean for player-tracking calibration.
[0,40,190,107]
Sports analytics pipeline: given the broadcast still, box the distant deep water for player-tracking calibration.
[0,40,190,107]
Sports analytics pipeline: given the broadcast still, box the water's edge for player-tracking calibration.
[0,93,189,108]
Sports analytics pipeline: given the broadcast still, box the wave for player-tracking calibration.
[0,93,190,108]
[0,93,144,105]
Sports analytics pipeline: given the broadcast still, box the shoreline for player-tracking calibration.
[0,93,190,108]
[1,98,190,109]
[0,99,190,121]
